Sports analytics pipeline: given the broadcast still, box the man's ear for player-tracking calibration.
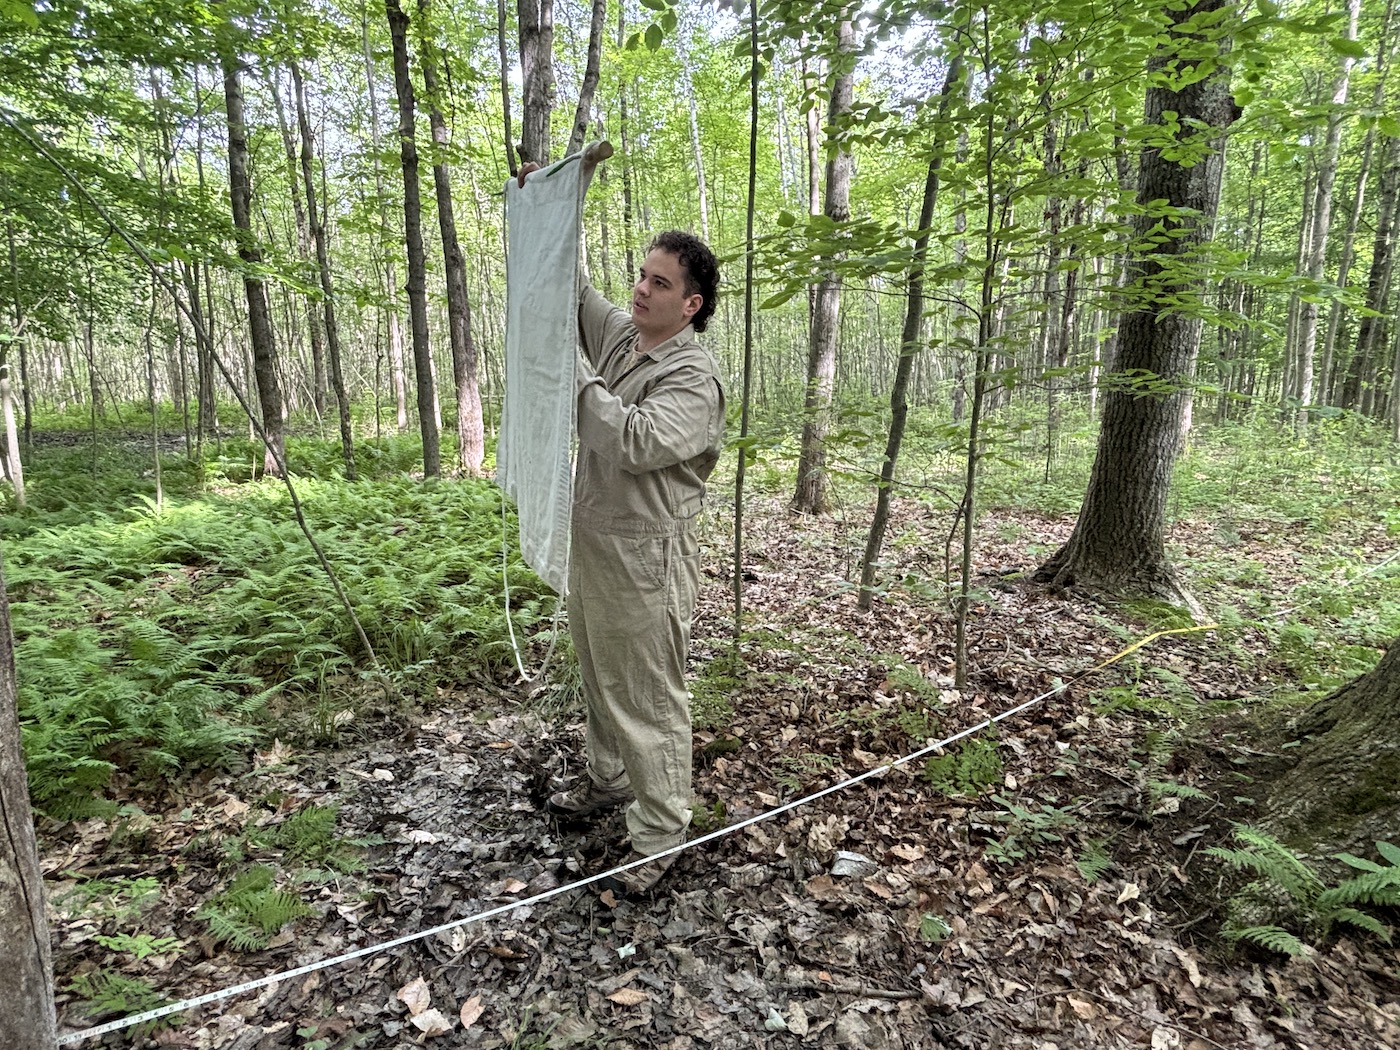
[682,293,702,321]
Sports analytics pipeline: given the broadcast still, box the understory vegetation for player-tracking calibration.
[7,403,1400,1025]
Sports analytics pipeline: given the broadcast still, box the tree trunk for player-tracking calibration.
[517,0,556,166]
[0,554,57,1050]
[386,0,441,478]
[675,6,710,242]
[1293,0,1359,429]
[291,60,357,480]
[269,69,328,420]
[1264,636,1400,853]
[1,369,25,507]
[497,0,517,177]
[1035,0,1237,610]
[566,0,607,157]
[792,16,854,516]
[615,3,636,282]
[859,53,963,610]
[221,54,286,478]
[417,0,485,475]
[363,8,409,431]
[1343,135,1400,414]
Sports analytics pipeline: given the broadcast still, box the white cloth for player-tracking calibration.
[499,153,600,596]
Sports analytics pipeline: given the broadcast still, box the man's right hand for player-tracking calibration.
[516,162,541,189]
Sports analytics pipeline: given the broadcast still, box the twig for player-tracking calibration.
[781,981,919,1001]
[1072,988,1234,1050]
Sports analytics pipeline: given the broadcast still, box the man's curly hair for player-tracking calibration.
[648,230,720,333]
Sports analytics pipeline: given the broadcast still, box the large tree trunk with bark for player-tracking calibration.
[417,0,484,475]
[1263,636,1400,853]
[792,16,854,516]
[221,55,286,478]
[517,0,556,166]
[0,555,57,1050]
[386,0,441,478]
[1035,0,1237,609]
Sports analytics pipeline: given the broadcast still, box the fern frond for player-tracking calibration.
[1324,907,1392,942]
[1223,924,1309,957]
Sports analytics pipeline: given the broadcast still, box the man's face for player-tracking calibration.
[632,248,702,346]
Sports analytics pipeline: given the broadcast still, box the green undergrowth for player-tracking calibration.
[1207,826,1400,957]
[5,430,555,815]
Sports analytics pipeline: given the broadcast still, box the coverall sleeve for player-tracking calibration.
[576,363,722,474]
[578,283,629,368]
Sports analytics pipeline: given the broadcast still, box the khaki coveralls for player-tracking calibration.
[570,284,726,855]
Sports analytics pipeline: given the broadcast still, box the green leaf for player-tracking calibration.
[1335,853,1384,873]
[1,0,38,28]
[644,23,663,50]
[1256,0,1280,14]
[1377,840,1400,866]
[1328,37,1365,58]
[638,0,666,9]
[1378,116,1400,139]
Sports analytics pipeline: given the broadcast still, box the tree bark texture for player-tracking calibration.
[0,554,57,1050]
[417,0,485,474]
[385,0,441,477]
[1264,636,1400,852]
[517,0,556,166]
[1036,0,1237,607]
[221,55,286,478]
[793,17,854,516]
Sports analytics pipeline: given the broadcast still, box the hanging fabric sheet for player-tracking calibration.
[498,145,609,597]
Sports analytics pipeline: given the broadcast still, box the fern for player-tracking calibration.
[1224,924,1309,958]
[197,865,312,950]
[1210,828,1399,953]
[1149,779,1210,801]
[1075,838,1113,883]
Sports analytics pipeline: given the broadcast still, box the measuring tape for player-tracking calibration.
[57,623,1216,1044]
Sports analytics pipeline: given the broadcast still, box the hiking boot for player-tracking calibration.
[599,849,678,896]
[546,779,634,819]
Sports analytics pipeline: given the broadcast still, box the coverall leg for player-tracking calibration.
[568,525,700,855]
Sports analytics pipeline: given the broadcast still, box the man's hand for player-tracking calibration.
[516,162,541,189]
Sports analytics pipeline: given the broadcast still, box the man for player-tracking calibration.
[516,171,724,893]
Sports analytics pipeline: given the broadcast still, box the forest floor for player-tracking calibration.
[39,494,1400,1050]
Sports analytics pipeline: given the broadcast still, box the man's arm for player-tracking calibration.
[577,363,722,474]
[577,284,629,369]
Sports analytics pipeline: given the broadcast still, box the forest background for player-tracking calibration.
[2,0,1400,1046]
